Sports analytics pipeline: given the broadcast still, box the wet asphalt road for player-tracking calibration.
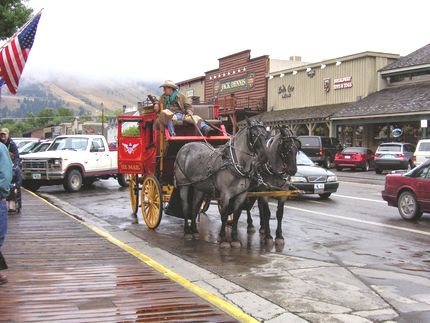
[36,169,430,322]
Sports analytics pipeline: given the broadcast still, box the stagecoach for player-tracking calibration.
[117,99,230,229]
[117,98,301,231]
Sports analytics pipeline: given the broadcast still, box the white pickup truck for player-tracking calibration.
[21,135,128,192]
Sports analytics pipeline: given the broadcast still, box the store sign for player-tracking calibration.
[323,78,330,93]
[334,76,353,90]
[185,89,194,97]
[278,84,294,99]
[421,119,428,128]
[392,128,403,138]
[214,72,256,94]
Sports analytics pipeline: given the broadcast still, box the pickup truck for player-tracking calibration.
[21,135,128,192]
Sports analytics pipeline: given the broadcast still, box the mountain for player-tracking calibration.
[0,76,160,118]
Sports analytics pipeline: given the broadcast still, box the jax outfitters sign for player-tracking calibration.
[214,73,256,94]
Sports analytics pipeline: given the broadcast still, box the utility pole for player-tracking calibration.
[101,102,105,138]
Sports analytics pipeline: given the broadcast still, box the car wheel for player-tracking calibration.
[319,193,331,199]
[398,191,423,221]
[63,169,83,192]
[117,173,129,187]
[363,161,370,171]
[323,157,330,169]
[375,168,382,174]
[336,167,342,171]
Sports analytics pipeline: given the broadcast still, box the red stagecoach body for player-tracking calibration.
[117,102,229,228]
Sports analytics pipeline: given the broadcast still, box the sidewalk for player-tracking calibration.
[0,191,242,322]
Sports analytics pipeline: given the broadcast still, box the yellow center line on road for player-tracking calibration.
[332,193,386,203]
[281,204,430,237]
[25,189,258,323]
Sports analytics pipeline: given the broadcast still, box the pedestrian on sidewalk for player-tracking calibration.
[0,141,13,285]
[0,128,21,212]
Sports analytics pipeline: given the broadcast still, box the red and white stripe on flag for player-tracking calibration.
[0,37,29,94]
[0,12,40,94]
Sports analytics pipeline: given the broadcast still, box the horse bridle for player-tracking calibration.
[229,122,268,177]
[247,123,269,153]
[264,128,301,176]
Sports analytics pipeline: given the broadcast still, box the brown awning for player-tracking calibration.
[332,81,430,120]
[250,103,346,126]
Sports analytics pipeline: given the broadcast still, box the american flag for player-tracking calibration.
[0,13,41,95]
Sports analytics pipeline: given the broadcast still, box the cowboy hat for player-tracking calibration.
[159,80,178,89]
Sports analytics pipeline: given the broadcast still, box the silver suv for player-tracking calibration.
[375,142,415,174]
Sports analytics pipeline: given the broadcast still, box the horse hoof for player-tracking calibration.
[193,233,200,240]
[231,241,241,249]
[247,227,256,234]
[184,234,193,240]
[259,227,265,234]
[265,238,274,246]
[131,217,138,224]
[275,238,285,246]
[220,241,231,249]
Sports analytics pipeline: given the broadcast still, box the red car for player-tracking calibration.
[382,159,430,220]
[335,147,375,171]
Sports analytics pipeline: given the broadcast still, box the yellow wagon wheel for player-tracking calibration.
[141,176,163,229]
[129,174,139,215]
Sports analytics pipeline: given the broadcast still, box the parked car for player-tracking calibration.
[334,147,375,171]
[382,158,430,220]
[374,142,415,174]
[289,151,339,199]
[19,140,52,155]
[12,137,39,149]
[21,135,128,192]
[297,136,342,168]
[31,140,53,153]
[413,139,430,167]
[19,141,42,155]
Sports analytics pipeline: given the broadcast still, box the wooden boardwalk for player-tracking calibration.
[0,191,236,322]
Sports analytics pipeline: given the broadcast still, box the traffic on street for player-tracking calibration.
[37,170,430,322]
[2,2,430,322]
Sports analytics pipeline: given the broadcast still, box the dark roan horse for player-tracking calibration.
[238,126,301,245]
[173,119,269,248]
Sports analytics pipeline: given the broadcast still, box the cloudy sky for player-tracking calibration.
[21,0,430,84]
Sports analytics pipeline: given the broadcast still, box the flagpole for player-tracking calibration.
[0,8,44,51]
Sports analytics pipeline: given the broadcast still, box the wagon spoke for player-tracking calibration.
[140,176,163,229]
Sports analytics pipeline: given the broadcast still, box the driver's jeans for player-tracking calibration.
[157,110,206,135]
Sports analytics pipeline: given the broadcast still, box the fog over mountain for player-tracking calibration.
[0,72,160,119]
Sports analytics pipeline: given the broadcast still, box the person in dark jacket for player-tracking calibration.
[0,141,13,285]
[0,128,21,212]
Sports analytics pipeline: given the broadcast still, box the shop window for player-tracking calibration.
[314,123,329,136]
[296,124,308,136]
[354,126,364,147]
[340,126,354,147]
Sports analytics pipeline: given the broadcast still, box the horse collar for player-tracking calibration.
[229,138,249,177]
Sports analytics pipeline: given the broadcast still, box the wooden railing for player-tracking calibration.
[214,97,266,116]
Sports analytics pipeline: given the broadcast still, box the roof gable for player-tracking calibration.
[381,43,430,71]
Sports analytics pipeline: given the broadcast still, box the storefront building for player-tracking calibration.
[177,50,307,133]
[177,76,205,104]
[259,52,398,141]
[332,43,430,150]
